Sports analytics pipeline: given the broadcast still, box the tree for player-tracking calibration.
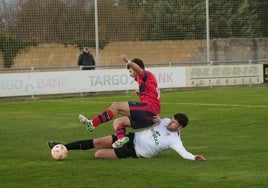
[14,0,95,43]
[0,32,37,68]
[209,0,266,38]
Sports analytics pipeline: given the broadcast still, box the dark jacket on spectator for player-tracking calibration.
[78,48,95,70]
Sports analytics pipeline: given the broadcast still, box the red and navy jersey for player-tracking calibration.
[137,70,161,114]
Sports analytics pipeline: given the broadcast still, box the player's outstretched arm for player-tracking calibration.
[119,54,143,75]
[119,54,129,63]
[194,155,206,161]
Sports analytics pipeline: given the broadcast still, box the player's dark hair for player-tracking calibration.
[174,113,189,127]
[127,58,145,69]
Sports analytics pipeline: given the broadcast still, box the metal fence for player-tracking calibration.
[0,0,268,71]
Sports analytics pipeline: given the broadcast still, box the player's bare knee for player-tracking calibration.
[110,102,119,110]
[93,139,104,148]
[110,102,129,114]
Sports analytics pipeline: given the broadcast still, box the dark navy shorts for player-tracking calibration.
[128,101,156,129]
[113,133,138,159]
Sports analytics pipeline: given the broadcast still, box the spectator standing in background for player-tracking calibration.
[77,47,95,70]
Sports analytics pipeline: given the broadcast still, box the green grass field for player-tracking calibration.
[0,86,267,188]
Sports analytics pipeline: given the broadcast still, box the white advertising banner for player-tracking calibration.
[0,67,186,97]
[186,64,264,87]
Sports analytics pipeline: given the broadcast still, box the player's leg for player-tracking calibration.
[47,140,94,150]
[79,101,130,131]
[108,110,155,148]
[94,149,118,159]
[64,139,94,150]
[66,135,114,150]
[113,116,131,137]
[94,134,118,159]
[93,135,114,149]
[112,102,155,148]
[47,135,114,150]
[95,133,137,159]
[112,116,131,148]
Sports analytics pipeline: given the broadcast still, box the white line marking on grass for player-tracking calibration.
[46,100,268,108]
[162,102,268,108]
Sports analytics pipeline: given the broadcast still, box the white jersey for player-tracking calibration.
[133,118,195,160]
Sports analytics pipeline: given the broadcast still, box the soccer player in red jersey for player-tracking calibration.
[79,54,161,148]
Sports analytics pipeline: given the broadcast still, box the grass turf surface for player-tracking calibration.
[0,86,267,188]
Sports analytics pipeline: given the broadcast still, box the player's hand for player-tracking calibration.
[119,54,128,63]
[135,89,140,96]
[194,155,206,161]
[153,115,161,124]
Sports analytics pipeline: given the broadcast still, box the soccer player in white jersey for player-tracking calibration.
[48,113,206,161]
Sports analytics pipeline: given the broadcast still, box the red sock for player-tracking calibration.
[115,125,126,139]
[92,109,114,127]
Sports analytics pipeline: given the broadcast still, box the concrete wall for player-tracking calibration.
[210,38,268,63]
[2,38,268,69]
